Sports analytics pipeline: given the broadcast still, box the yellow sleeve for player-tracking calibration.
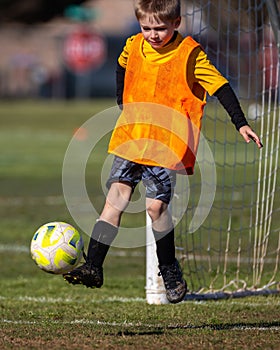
[118,35,137,69]
[194,50,228,96]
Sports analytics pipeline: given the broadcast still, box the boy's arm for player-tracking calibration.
[214,83,248,130]
[214,83,263,149]
[193,49,262,148]
[115,35,135,108]
[116,62,126,108]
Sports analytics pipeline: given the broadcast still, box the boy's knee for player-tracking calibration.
[146,200,168,221]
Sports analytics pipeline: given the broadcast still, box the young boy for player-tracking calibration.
[63,0,262,304]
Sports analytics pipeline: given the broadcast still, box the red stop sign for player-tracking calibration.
[63,28,106,72]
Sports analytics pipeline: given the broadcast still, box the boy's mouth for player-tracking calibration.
[149,40,162,46]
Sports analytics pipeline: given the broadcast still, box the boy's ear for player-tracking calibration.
[174,16,181,28]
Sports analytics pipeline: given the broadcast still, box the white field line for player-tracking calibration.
[0,244,144,257]
[0,196,65,206]
[1,318,280,331]
[0,295,145,304]
[1,296,280,331]
[1,244,277,263]
[0,244,29,253]
[1,295,280,307]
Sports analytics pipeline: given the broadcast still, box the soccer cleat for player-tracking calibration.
[158,259,187,304]
[63,261,103,288]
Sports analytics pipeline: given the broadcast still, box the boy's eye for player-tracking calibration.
[142,27,166,32]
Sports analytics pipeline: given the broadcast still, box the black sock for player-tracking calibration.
[152,228,175,266]
[87,220,118,267]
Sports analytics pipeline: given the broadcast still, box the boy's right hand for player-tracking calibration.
[239,125,263,149]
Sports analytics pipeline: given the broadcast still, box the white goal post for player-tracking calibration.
[146,0,280,304]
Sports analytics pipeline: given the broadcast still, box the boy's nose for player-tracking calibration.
[150,30,159,38]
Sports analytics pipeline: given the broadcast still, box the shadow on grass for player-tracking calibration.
[168,320,280,331]
[115,329,165,336]
[108,321,280,337]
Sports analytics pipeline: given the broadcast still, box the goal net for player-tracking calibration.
[146,0,280,303]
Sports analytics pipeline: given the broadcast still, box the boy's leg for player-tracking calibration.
[152,227,175,266]
[149,207,187,304]
[63,181,132,288]
[146,198,176,266]
[151,217,187,304]
[87,220,118,267]
[63,220,118,288]
[63,156,137,288]
[144,166,187,303]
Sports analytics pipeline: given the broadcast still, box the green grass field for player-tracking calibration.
[0,100,280,350]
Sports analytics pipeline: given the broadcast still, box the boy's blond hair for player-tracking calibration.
[134,0,181,22]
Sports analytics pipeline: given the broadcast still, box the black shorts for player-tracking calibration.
[106,156,176,204]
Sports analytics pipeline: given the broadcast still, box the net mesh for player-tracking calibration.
[173,0,280,294]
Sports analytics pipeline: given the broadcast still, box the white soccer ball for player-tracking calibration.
[30,222,84,274]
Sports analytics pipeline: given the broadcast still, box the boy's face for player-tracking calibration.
[139,15,181,49]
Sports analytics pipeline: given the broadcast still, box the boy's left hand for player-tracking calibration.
[239,125,263,149]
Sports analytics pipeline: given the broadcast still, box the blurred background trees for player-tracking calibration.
[0,0,277,99]
[0,0,89,23]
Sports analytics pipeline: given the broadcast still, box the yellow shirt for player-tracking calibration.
[118,32,228,96]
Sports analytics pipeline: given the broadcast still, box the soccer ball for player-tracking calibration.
[30,222,84,274]
[248,102,262,120]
